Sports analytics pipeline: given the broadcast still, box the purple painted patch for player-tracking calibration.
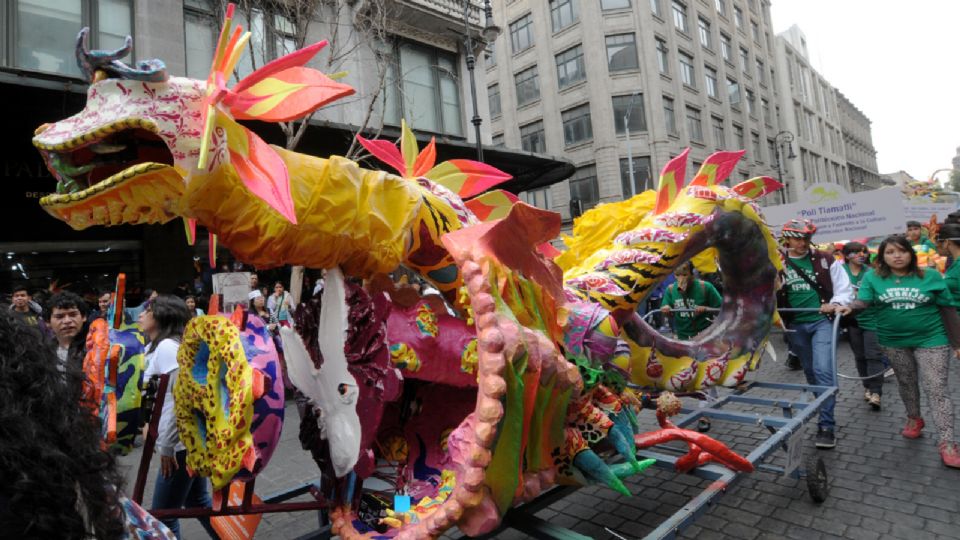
[233,314,285,481]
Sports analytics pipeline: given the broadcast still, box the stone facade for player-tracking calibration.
[486,0,785,220]
[835,89,881,191]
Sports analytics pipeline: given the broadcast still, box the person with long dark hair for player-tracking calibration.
[840,241,885,410]
[840,235,960,468]
[0,310,174,539]
[141,295,216,538]
[660,261,722,340]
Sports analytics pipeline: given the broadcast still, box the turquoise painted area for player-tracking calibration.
[218,358,231,417]
[192,342,210,385]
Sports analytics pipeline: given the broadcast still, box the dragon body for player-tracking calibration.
[33,13,784,538]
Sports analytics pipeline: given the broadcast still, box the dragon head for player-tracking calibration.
[32,7,353,233]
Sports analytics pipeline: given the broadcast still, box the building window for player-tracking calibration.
[746,88,756,115]
[606,33,639,72]
[613,94,647,134]
[739,47,750,74]
[602,0,632,9]
[382,40,463,136]
[671,1,688,33]
[751,131,761,160]
[761,98,771,124]
[522,188,550,208]
[733,123,744,149]
[650,0,662,17]
[705,65,719,98]
[698,17,712,49]
[678,51,695,88]
[549,0,579,32]
[720,33,733,63]
[184,1,218,79]
[514,65,540,106]
[751,20,761,41]
[492,133,505,147]
[656,38,670,75]
[715,0,726,16]
[620,156,653,197]
[555,45,586,89]
[17,0,133,77]
[733,6,744,29]
[712,115,725,146]
[562,104,593,146]
[570,165,600,211]
[488,83,501,117]
[768,138,778,164]
[663,96,677,135]
[510,13,534,53]
[520,120,546,153]
[727,77,741,105]
[756,58,765,84]
[686,106,703,142]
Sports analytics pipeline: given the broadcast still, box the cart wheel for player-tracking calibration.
[805,455,829,503]
[697,418,712,433]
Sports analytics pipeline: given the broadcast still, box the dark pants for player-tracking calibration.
[847,326,884,395]
[151,450,216,539]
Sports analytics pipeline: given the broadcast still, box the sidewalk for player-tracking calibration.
[121,335,960,539]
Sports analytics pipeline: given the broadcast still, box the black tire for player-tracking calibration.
[697,418,712,433]
[805,454,829,503]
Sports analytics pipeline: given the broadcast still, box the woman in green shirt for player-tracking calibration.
[840,235,960,468]
[660,261,723,340]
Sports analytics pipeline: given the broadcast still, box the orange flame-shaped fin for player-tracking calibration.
[654,148,689,214]
[689,150,744,187]
[732,176,782,200]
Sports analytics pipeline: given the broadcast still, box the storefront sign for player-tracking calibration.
[762,183,906,243]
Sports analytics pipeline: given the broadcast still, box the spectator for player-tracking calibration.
[840,235,960,468]
[660,261,723,340]
[777,219,852,449]
[267,281,294,327]
[90,290,113,321]
[45,291,89,373]
[840,242,884,410]
[906,220,937,254]
[184,295,204,318]
[10,283,41,327]
[141,295,216,538]
[248,290,276,335]
[0,310,174,539]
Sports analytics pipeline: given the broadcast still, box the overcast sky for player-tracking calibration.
[770,1,960,182]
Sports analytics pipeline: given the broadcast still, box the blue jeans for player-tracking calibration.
[151,450,216,539]
[786,317,837,430]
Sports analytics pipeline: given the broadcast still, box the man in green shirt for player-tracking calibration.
[776,219,853,449]
[906,220,937,255]
[660,261,723,340]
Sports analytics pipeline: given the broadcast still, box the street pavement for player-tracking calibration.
[121,332,960,539]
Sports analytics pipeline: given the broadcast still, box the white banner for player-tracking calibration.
[213,272,252,313]
[903,202,957,222]
[762,184,906,243]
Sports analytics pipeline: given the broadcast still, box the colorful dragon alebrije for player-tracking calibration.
[33,6,782,537]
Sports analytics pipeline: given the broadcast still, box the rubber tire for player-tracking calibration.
[697,418,712,433]
[805,454,830,503]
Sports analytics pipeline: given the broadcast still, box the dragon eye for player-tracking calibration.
[338,383,348,395]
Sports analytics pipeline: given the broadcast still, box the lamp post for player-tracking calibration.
[774,130,796,204]
[624,90,642,197]
[461,0,500,162]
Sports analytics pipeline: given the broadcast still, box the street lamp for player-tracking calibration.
[774,130,796,204]
[624,90,643,197]
[461,0,500,162]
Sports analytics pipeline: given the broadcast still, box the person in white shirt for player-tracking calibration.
[266,281,295,326]
[142,295,216,539]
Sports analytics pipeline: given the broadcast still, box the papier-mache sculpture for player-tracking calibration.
[33,4,784,537]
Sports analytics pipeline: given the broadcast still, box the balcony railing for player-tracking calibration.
[395,0,483,28]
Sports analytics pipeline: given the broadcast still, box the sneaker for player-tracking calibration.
[939,442,960,469]
[884,367,895,379]
[864,389,872,401]
[902,417,925,439]
[815,428,836,449]
[868,393,881,410]
[786,352,802,371]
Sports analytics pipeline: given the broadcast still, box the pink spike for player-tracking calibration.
[654,148,689,215]
[689,150,745,186]
[232,40,328,93]
[356,135,408,177]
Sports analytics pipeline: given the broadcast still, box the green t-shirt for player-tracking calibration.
[662,279,723,340]
[783,255,825,324]
[858,270,954,348]
[944,259,960,308]
[843,264,877,331]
